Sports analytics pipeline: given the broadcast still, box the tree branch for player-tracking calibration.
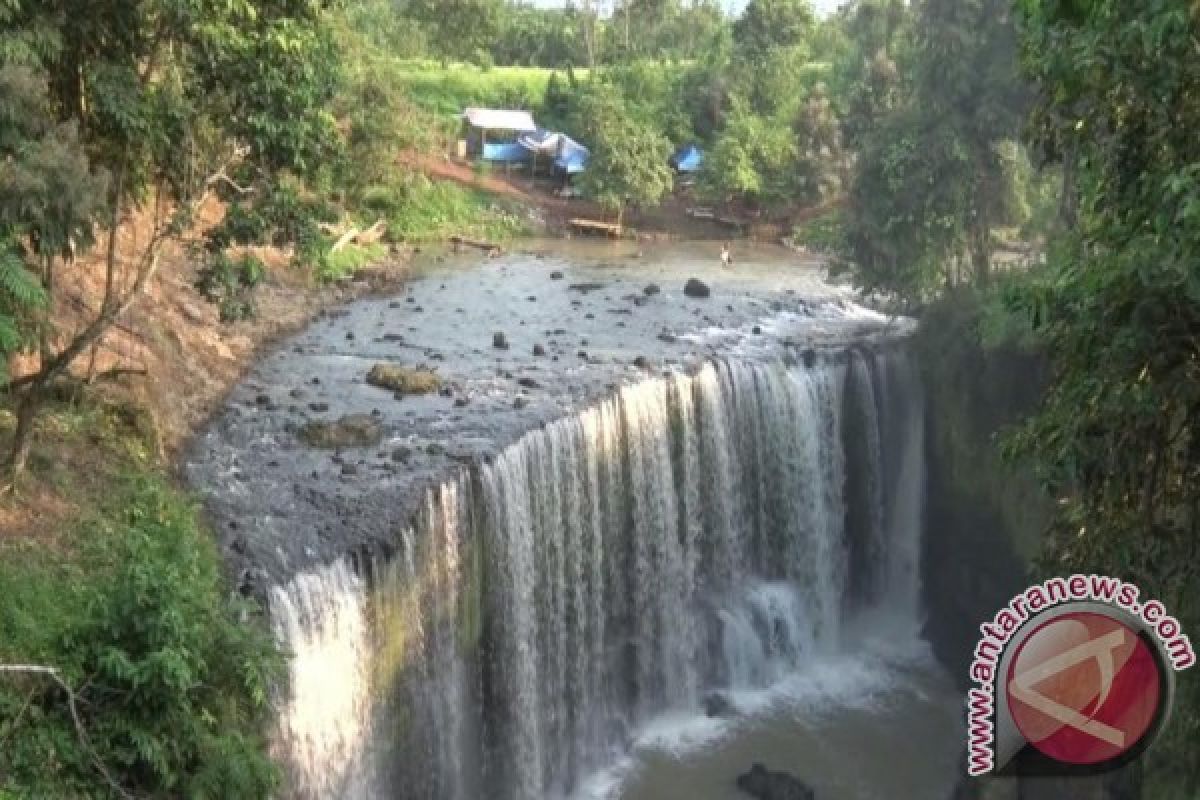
[0,665,137,800]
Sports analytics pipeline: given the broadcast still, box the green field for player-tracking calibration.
[393,60,584,117]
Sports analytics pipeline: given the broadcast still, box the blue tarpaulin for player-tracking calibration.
[554,136,590,174]
[671,144,704,173]
[482,141,531,163]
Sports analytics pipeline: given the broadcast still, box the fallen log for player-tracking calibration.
[450,235,503,256]
[330,226,361,253]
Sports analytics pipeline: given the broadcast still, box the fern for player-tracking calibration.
[0,246,46,311]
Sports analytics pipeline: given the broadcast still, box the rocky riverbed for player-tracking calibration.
[185,239,909,599]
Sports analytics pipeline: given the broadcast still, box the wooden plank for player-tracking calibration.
[568,218,623,237]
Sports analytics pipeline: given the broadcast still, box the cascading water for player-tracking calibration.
[268,347,926,800]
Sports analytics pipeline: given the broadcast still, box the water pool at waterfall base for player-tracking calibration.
[581,616,963,800]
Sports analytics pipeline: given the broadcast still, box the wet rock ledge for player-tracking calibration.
[184,243,910,598]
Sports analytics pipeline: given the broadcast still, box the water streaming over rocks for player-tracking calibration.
[267,347,926,800]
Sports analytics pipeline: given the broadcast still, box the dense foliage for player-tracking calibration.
[1005,2,1200,792]
[0,476,281,798]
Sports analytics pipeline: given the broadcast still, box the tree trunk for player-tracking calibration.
[971,228,991,286]
[1060,138,1079,229]
[3,390,40,484]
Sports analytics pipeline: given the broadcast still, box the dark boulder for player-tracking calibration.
[703,690,734,717]
[684,278,711,298]
[643,283,661,296]
[493,332,510,350]
[735,763,815,800]
[533,344,547,357]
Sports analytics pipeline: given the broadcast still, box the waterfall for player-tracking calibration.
[268,348,926,800]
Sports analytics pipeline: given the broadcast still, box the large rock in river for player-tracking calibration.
[684,278,711,298]
[365,363,440,394]
[735,763,816,800]
[298,414,383,449]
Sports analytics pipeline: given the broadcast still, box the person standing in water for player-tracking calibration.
[720,242,734,268]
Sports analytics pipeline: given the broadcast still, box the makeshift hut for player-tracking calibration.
[461,108,537,164]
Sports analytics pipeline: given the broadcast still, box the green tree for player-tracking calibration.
[1009,2,1200,791]
[406,0,503,64]
[698,99,795,208]
[732,0,816,59]
[576,85,674,227]
[0,0,339,484]
[838,0,1027,298]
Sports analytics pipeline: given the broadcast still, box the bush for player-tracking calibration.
[0,478,282,799]
[792,209,845,254]
[194,253,265,322]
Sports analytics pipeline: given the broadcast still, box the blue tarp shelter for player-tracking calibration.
[554,136,590,175]
[671,144,704,173]
[461,108,537,163]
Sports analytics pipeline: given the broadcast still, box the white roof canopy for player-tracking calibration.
[462,108,537,132]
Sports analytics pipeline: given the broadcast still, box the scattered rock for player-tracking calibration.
[657,331,678,343]
[533,344,547,357]
[684,278,711,298]
[633,356,653,370]
[289,388,307,400]
[391,446,412,463]
[308,402,330,413]
[298,414,383,449]
[734,763,815,800]
[426,442,443,456]
[643,283,661,296]
[752,325,763,335]
[517,377,540,389]
[513,396,529,410]
[366,363,441,394]
[568,281,606,293]
[454,396,470,407]
[254,393,272,407]
[493,332,510,350]
[802,348,817,369]
[345,331,356,340]
[527,295,537,302]
[585,312,595,320]
[341,463,359,477]
[550,270,564,280]
[439,385,454,398]
[406,296,415,303]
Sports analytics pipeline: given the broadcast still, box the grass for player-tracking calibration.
[392,59,584,117]
[360,175,530,244]
[315,241,388,283]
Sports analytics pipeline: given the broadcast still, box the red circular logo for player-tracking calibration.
[1006,611,1163,765]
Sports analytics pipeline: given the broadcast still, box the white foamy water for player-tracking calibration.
[267,349,944,800]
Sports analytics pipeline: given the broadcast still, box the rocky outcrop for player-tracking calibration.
[365,363,441,394]
[736,763,815,800]
[297,414,383,449]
